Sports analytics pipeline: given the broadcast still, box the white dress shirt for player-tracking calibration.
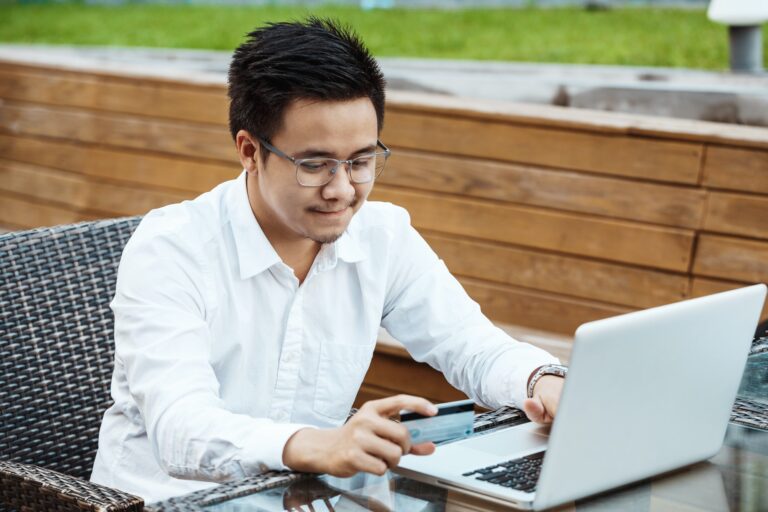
[90,171,558,503]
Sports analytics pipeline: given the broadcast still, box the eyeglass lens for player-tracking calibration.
[296,153,387,186]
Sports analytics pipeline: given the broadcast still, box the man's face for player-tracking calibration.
[243,97,379,245]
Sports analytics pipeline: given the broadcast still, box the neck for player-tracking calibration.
[246,175,321,283]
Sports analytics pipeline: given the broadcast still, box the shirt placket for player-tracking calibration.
[271,281,304,423]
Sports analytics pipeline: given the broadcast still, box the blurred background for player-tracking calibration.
[1,0,766,353]
[2,0,766,124]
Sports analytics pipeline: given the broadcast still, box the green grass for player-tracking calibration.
[0,3,764,70]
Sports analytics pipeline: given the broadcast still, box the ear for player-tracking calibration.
[236,130,260,175]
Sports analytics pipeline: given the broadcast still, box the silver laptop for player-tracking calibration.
[395,284,766,510]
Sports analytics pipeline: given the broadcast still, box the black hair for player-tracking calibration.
[228,17,386,159]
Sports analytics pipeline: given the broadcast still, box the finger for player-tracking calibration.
[409,441,436,456]
[352,452,389,476]
[370,416,411,455]
[541,391,559,419]
[366,394,438,417]
[359,431,404,469]
[523,397,546,424]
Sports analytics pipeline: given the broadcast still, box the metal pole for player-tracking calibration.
[729,25,763,73]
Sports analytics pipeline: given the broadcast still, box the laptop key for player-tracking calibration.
[468,451,545,492]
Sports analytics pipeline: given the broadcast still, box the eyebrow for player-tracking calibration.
[293,143,378,160]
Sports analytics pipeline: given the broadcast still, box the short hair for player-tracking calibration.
[228,17,386,159]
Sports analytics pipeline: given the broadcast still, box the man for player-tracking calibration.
[91,17,565,503]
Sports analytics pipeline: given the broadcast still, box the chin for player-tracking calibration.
[309,231,344,244]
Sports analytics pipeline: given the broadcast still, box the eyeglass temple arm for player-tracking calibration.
[256,137,296,162]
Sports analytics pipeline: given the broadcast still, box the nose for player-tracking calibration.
[321,162,356,203]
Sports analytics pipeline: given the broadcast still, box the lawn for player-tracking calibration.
[0,3,763,70]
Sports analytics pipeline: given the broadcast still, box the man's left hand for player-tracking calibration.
[522,375,564,424]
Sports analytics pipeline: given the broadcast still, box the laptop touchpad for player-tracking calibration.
[465,425,549,457]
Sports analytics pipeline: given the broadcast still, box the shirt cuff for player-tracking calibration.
[240,422,318,473]
[484,348,560,409]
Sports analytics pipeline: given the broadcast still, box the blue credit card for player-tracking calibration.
[400,399,475,445]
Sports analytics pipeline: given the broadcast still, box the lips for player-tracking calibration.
[309,204,353,215]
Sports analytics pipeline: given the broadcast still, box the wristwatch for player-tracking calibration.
[527,364,568,399]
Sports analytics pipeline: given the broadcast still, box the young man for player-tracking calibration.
[91,18,565,503]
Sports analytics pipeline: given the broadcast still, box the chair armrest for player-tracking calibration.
[0,460,144,511]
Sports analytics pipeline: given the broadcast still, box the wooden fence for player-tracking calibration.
[1,57,766,404]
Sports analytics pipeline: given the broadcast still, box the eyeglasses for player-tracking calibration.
[256,137,391,187]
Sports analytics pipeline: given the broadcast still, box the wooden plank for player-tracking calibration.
[371,186,694,272]
[702,145,768,194]
[690,277,768,322]
[2,59,765,151]
[381,148,705,228]
[0,191,85,229]
[382,110,703,185]
[0,159,191,217]
[693,234,768,283]
[460,277,630,335]
[0,133,239,194]
[0,101,236,162]
[0,54,226,90]
[388,91,768,150]
[704,191,768,240]
[0,67,228,125]
[425,233,689,309]
[361,352,468,404]
[354,384,395,407]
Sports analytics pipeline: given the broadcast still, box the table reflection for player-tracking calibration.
[202,424,767,512]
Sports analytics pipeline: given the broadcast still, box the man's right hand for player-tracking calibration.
[282,394,438,477]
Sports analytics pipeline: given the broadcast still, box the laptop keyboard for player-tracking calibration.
[461,451,544,493]
[731,397,768,431]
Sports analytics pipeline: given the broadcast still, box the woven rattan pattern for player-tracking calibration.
[1,218,142,510]
[0,461,144,512]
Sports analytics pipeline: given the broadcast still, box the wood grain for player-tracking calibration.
[359,353,468,406]
[690,276,768,321]
[0,191,87,229]
[459,277,630,334]
[381,148,705,228]
[0,101,236,162]
[0,159,190,216]
[387,91,768,150]
[0,66,228,125]
[425,232,689,309]
[702,145,768,194]
[693,234,768,283]
[0,133,239,193]
[704,191,768,240]
[382,110,704,184]
[372,186,695,271]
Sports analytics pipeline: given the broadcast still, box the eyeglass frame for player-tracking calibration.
[255,136,391,187]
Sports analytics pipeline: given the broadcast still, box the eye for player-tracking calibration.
[351,155,374,169]
[299,159,331,173]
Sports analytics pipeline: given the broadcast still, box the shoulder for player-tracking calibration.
[123,178,236,263]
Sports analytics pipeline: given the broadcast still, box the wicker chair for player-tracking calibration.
[0,218,145,511]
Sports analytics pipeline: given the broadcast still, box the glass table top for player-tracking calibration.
[196,423,768,512]
[155,340,768,511]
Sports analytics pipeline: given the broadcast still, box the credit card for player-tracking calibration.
[400,399,474,445]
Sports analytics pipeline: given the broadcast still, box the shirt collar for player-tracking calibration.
[335,228,365,264]
[229,171,281,280]
[228,171,368,279]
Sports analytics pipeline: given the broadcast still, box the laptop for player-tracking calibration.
[395,284,767,510]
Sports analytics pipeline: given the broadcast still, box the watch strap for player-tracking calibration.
[527,364,568,399]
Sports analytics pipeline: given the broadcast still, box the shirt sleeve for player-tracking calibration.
[380,209,559,409]
[112,226,313,482]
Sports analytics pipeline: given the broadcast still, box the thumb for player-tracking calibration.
[523,397,547,424]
